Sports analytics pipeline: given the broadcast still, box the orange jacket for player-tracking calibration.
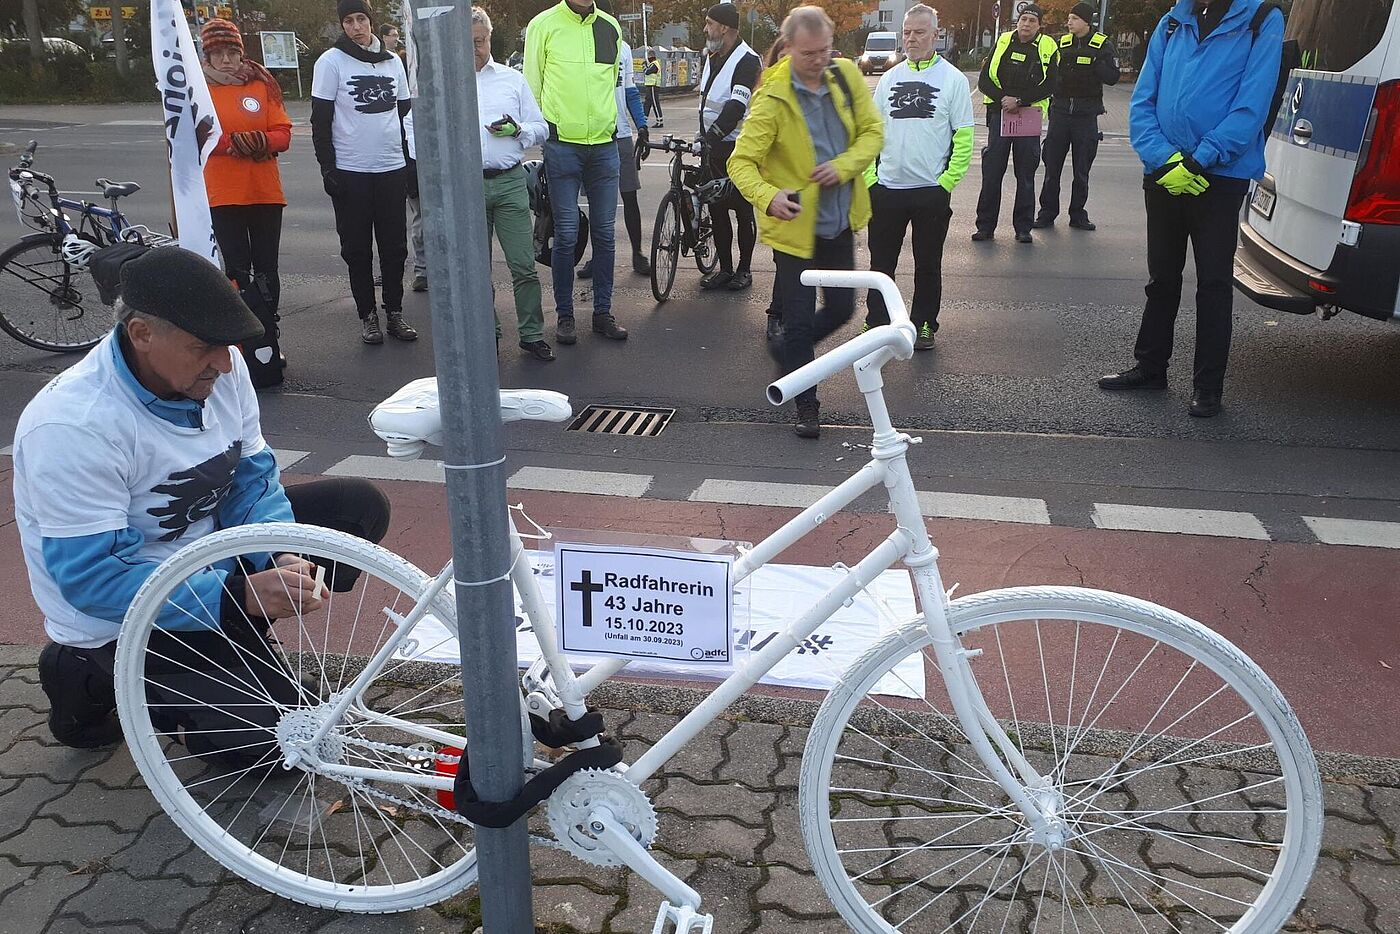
[204,81,291,208]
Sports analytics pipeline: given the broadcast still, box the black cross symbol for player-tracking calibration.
[570,570,605,627]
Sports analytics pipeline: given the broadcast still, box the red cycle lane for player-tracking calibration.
[2,471,1396,761]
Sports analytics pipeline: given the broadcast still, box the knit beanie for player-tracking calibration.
[1070,2,1097,23]
[337,0,373,24]
[707,2,740,29]
[1020,3,1044,20]
[199,18,244,58]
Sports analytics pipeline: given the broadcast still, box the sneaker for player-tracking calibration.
[794,400,821,439]
[556,316,577,344]
[632,253,651,275]
[1098,365,1168,391]
[384,308,418,341]
[727,270,752,291]
[411,274,428,292]
[700,269,733,291]
[914,322,935,351]
[520,339,556,362]
[592,314,628,340]
[361,311,384,344]
[578,260,594,280]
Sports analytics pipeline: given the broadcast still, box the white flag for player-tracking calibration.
[151,2,222,267]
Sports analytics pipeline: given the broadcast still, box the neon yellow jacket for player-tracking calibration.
[729,57,884,260]
[524,1,623,146]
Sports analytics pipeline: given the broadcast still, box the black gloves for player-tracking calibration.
[321,168,344,200]
[636,125,649,148]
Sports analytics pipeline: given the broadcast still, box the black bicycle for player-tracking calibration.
[641,135,728,303]
[3,140,171,352]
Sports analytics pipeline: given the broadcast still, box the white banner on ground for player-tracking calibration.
[151,1,221,266]
[399,554,927,699]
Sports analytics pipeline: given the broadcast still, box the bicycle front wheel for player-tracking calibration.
[801,586,1322,933]
[0,233,111,352]
[115,524,482,913]
[650,190,681,303]
[693,200,718,275]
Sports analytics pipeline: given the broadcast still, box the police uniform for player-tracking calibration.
[973,20,1059,239]
[1036,20,1119,228]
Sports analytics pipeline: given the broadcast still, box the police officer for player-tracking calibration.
[698,2,762,291]
[973,3,1059,243]
[643,51,664,127]
[1034,2,1119,231]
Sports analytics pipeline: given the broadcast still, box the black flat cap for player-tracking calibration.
[119,247,265,346]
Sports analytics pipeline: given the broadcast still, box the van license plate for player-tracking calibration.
[1250,185,1276,220]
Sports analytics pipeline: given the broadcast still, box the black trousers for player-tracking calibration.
[866,183,953,332]
[211,204,284,310]
[38,477,391,762]
[644,85,663,120]
[706,140,756,276]
[1039,110,1100,224]
[775,229,856,405]
[1133,184,1247,393]
[330,169,409,318]
[975,108,1041,236]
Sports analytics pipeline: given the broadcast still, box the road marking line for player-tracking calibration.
[325,454,446,484]
[689,479,834,508]
[1302,516,1400,550]
[273,449,310,470]
[908,492,1051,525]
[1092,504,1269,540]
[507,466,653,497]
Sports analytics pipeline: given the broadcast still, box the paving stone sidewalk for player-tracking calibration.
[1,642,1396,934]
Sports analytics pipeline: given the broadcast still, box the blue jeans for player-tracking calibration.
[543,139,619,317]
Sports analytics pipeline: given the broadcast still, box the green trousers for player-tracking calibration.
[485,166,544,343]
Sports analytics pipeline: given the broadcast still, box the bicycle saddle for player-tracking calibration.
[370,378,573,459]
[95,178,141,200]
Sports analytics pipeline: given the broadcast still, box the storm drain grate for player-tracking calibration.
[566,404,674,437]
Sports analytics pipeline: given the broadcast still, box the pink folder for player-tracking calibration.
[1000,108,1043,138]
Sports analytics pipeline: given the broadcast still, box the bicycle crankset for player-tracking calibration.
[546,769,657,867]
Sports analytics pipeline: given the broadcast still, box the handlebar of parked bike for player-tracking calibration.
[642,135,704,155]
[766,271,916,407]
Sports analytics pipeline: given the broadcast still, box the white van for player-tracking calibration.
[1233,0,1400,323]
[859,32,901,75]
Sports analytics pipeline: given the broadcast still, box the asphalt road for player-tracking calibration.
[1,79,1397,527]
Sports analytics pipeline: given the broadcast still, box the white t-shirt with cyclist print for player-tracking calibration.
[311,44,409,174]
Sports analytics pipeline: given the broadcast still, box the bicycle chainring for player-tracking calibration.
[545,769,657,867]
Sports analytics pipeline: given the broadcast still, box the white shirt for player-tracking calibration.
[873,55,975,189]
[12,333,267,647]
[311,42,411,173]
[476,57,547,171]
[614,40,636,138]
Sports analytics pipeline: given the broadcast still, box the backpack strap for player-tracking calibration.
[826,62,856,116]
[1250,0,1285,38]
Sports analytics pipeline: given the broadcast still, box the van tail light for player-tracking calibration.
[1345,80,1400,226]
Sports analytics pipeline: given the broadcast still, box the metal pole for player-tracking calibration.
[1098,0,1110,37]
[414,4,534,932]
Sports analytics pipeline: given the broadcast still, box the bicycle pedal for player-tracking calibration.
[652,901,713,934]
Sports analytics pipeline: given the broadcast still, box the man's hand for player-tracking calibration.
[810,162,841,187]
[636,125,649,148]
[767,190,801,220]
[1000,97,1021,113]
[245,561,327,619]
[321,168,345,200]
[488,115,520,138]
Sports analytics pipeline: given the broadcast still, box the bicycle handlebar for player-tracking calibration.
[766,270,917,406]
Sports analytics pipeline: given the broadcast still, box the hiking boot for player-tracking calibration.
[556,316,578,344]
[592,314,628,340]
[411,274,428,292]
[384,308,418,341]
[794,400,821,439]
[361,310,384,344]
[914,322,936,351]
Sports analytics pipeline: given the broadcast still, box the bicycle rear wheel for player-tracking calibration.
[0,233,111,352]
[650,190,681,303]
[801,586,1322,933]
[115,524,483,913]
[693,201,718,275]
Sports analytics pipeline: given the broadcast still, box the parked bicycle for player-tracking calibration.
[641,134,723,303]
[114,272,1321,931]
[4,140,173,352]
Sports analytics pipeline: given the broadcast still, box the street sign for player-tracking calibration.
[89,6,138,19]
[642,3,653,10]
[619,13,642,21]
[260,31,299,69]
[1015,0,1033,15]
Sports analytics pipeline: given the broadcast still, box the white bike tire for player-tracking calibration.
[799,585,1323,933]
[115,523,479,913]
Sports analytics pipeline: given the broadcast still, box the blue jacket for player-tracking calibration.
[1130,0,1285,181]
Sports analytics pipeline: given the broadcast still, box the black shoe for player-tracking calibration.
[556,316,578,344]
[592,314,628,340]
[1069,218,1097,231]
[971,230,994,242]
[700,269,733,290]
[361,311,384,344]
[578,260,593,280]
[1031,217,1054,229]
[765,313,784,346]
[50,710,124,749]
[411,274,428,292]
[520,339,556,362]
[632,253,651,275]
[794,400,821,439]
[384,308,418,341]
[1015,232,1033,244]
[1098,366,1168,391]
[727,270,752,291]
[1189,388,1223,418]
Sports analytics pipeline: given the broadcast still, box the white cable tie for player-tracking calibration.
[443,454,507,471]
[452,542,527,588]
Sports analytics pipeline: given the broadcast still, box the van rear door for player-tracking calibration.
[1247,0,1397,271]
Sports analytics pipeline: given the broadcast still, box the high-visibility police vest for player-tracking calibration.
[644,61,661,86]
[982,30,1059,114]
[1057,31,1109,99]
